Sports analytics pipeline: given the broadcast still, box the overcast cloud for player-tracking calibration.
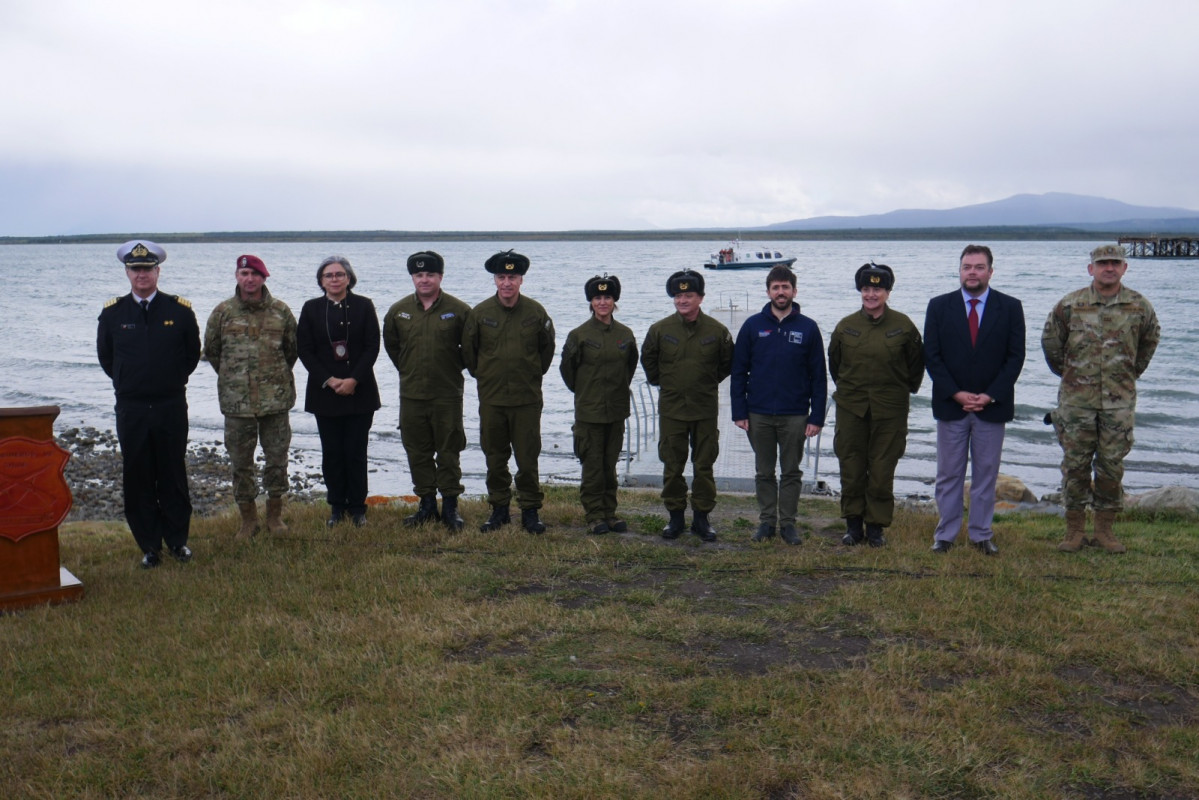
[3,0,1197,235]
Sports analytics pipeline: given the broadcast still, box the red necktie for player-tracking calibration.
[968,298,979,346]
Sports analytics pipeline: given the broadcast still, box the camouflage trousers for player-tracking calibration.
[225,412,291,503]
[1051,405,1134,512]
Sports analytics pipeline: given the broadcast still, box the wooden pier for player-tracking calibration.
[1118,235,1199,259]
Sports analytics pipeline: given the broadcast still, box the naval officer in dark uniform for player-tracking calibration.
[97,240,201,568]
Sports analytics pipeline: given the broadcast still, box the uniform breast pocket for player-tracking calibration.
[521,319,542,355]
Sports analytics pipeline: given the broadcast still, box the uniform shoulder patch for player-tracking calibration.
[174,295,193,308]
[103,296,121,309]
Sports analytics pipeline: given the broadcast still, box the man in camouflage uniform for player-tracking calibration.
[1042,243,1160,553]
[203,255,299,538]
[462,250,555,534]
[641,269,734,542]
[382,251,472,532]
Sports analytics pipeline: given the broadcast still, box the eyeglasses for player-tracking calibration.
[323,272,348,279]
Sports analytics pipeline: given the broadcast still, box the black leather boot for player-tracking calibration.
[691,510,717,542]
[480,504,510,532]
[441,495,465,532]
[404,494,440,527]
[841,516,865,546]
[521,508,546,535]
[661,509,686,539]
[865,523,887,547]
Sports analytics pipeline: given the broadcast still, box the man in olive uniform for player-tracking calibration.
[203,255,298,538]
[828,263,924,547]
[462,250,556,534]
[560,275,640,534]
[641,269,734,541]
[98,240,201,568]
[382,251,472,532]
[1042,243,1160,553]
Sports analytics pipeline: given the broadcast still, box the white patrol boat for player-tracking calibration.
[703,240,798,270]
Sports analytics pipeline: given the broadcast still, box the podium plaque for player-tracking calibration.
[0,406,84,612]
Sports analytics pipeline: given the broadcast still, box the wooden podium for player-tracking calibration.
[0,406,83,612]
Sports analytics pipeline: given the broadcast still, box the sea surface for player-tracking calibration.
[3,239,1195,500]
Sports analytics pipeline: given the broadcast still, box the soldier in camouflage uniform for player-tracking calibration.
[462,250,556,534]
[382,251,472,532]
[203,255,299,537]
[640,270,734,542]
[1042,243,1160,553]
[560,275,640,535]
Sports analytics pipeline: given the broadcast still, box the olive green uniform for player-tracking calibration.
[1042,284,1160,511]
[382,290,472,498]
[560,316,639,523]
[462,294,555,509]
[640,310,733,513]
[828,306,924,527]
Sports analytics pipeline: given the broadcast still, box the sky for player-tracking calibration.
[3,0,1199,235]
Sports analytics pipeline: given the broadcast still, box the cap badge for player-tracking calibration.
[416,260,425,269]
[597,283,608,291]
[239,256,247,268]
[869,276,880,285]
[504,263,515,271]
[131,244,149,259]
[679,281,689,290]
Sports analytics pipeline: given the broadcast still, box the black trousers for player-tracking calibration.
[315,412,374,515]
[115,394,192,554]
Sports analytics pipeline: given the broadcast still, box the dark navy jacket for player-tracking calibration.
[923,288,1026,423]
[731,302,828,424]
[97,293,201,403]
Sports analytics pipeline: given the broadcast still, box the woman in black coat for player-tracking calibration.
[297,256,382,526]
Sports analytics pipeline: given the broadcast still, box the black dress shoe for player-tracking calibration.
[931,540,953,554]
[752,523,776,542]
[590,520,610,535]
[974,538,999,556]
[140,551,161,569]
[168,544,192,563]
[606,518,628,533]
[779,524,801,546]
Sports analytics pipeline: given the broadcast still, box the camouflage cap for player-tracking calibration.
[1090,243,1127,263]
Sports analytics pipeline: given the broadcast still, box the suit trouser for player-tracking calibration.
[932,414,1006,543]
[1052,405,1134,512]
[116,394,191,554]
[479,402,543,509]
[315,411,374,515]
[574,419,625,522]
[833,406,906,527]
[747,412,807,527]
[225,412,291,503]
[400,398,466,498]
[659,415,719,513]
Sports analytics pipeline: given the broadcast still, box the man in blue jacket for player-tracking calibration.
[731,265,828,545]
[924,244,1026,555]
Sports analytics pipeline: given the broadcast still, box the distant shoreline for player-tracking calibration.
[0,226,1146,245]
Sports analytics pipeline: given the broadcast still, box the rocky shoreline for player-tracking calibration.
[58,426,323,522]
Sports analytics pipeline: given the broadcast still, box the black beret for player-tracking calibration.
[407,251,444,275]
[854,262,894,291]
[585,275,621,302]
[484,250,530,275]
[666,269,705,297]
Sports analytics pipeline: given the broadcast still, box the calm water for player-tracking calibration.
[2,240,1195,499]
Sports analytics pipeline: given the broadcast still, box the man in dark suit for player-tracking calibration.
[923,245,1026,555]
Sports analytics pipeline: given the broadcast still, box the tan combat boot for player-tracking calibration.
[1091,510,1126,554]
[236,501,258,541]
[265,496,289,534]
[1057,510,1087,552]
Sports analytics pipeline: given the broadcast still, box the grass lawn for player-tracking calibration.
[3,488,1197,799]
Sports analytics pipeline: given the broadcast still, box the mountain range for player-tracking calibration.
[757,193,1199,232]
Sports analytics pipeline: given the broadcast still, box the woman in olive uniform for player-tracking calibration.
[560,275,640,534]
[828,263,924,547]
